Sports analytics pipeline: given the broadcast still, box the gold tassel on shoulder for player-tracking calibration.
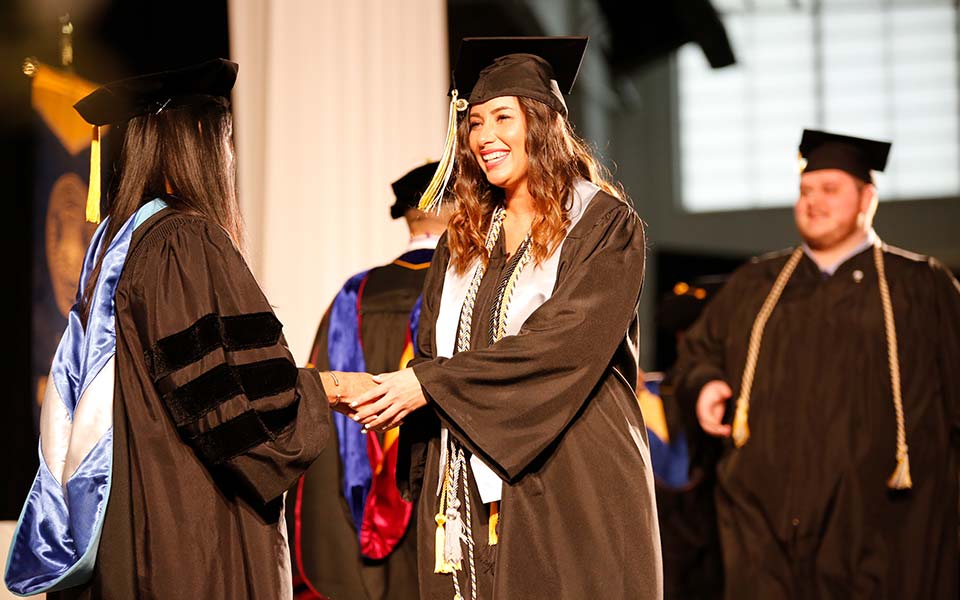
[85,125,101,223]
[417,89,468,213]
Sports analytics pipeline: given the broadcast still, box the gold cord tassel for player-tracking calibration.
[434,513,456,573]
[85,125,101,223]
[732,248,804,448]
[887,455,912,490]
[731,404,750,448]
[417,90,468,213]
[875,243,912,490]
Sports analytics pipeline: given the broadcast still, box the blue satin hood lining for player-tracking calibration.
[5,199,167,596]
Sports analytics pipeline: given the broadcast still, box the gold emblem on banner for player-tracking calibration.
[46,172,96,317]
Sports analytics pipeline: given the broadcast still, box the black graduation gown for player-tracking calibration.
[52,210,330,599]
[400,193,663,599]
[289,252,430,600]
[675,244,960,599]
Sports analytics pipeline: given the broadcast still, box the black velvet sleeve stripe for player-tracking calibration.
[260,396,301,434]
[188,410,270,465]
[165,363,242,426]
[236,358,299,401]
[145,312,283,380]
[163,358,298,427]
[184,398,301,465]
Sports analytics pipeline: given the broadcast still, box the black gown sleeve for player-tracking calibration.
[411,204,645,482]
[931,259,960,437]
[129,217,330,505]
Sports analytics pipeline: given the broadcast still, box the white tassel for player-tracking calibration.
[444,501,464,566]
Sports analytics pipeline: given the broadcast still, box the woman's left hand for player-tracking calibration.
[350,368,428,432]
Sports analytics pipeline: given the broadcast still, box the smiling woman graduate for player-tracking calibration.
[349,37,663,600]
[3,59,357,599]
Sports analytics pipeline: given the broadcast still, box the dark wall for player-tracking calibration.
[0,0,229,520]
[0,0,37,522]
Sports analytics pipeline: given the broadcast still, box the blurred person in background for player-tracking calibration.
[675,129,960,599]
[641,280,726,600]
[290,162,451,600]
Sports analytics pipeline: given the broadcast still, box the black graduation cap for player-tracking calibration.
[71,59,237,224]
[74,58,237,126]
[416,37,588,213]
[391,161,440,219]
[453,36,588,116]
[799,129,892,184]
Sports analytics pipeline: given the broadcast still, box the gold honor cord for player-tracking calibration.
[731,248,804,448]
[418,90,469,213]
[730,243,911,490]
[875,243,911,489]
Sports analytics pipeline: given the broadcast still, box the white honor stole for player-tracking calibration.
[433,180,600,503]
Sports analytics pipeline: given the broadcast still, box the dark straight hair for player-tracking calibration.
[78,99,243,324]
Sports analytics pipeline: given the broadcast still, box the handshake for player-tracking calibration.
[318,371,379,416]
[316,369,428,433]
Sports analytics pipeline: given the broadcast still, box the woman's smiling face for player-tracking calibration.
[467,95,529,192]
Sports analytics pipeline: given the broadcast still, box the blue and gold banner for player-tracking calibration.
[30,64,100,418]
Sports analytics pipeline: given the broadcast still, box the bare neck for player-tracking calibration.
[504,183,535,222]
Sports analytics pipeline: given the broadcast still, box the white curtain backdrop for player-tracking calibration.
[229,0,448,363]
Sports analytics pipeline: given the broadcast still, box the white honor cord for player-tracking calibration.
[437,427,450,495]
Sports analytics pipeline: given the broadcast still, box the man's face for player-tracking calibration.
[795,169,871,250]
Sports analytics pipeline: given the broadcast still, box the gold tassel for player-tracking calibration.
[731,399,750,448]
[417,90,468,212]
[488,501,499,546]
[887,454,912,490]
[433,513,460,573]
[85,125,101,223]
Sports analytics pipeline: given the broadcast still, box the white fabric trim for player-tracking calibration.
[62,357,115,483]
[39,378,71,485]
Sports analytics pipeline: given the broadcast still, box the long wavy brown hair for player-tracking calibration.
[78,99,242,324]
[447,95,624,274]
